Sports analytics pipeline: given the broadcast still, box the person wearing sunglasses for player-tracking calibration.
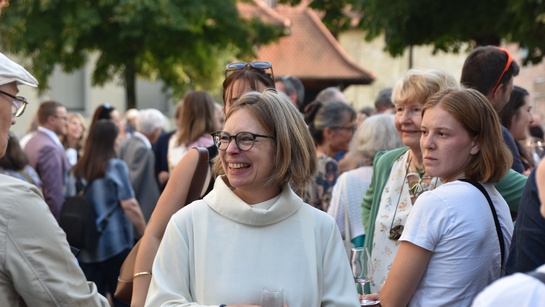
[130,62,277,306]
[0,53,110,306]
[461,45,523,174]
[145,90,359,307]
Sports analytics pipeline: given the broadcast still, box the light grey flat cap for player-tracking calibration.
[0,52,38,87]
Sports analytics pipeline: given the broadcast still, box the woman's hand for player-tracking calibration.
[365,293,380,301]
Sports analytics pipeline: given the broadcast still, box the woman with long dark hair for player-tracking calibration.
[69,120,145,307]
[498,86,536,173]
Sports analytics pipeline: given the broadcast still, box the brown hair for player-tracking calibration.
[213,89,317,190]
[498,86,530,131]
[0,134,28,170]
[72,120,119,181]
[90,104,116,128]
[461,46,520,97]
[176,91,217,146]
[422,88,512,183]
[37,101,64,125]
[222,68,275,109]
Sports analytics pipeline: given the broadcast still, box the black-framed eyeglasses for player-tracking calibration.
[211,130,275,151]
[331,124,356,132]
[225,61,275,83]
[0,89,28,117]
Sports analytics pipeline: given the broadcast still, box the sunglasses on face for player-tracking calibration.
[211,130,275,151]
[0,90,28,117]
[491,46,514,94]
[225,61,275,82]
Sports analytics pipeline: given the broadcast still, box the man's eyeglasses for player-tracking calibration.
[0,90,28,117]
[211,131,275,151]
[225,61,275,83]
[331,124,356,132]
[491,46,514,94]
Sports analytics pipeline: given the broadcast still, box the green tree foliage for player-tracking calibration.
[282,0,545,65]
[0,0,280,108]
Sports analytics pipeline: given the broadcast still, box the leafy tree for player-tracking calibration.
[0,0,280,108]
[283,0,545,65]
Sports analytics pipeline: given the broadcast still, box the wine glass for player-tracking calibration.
[351,247,379,306]
[261,287,284,307]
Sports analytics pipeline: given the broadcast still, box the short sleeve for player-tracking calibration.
[399,191,452,251]
[109,159,135,201]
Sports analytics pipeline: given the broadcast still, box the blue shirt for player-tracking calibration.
[67,159,135,263]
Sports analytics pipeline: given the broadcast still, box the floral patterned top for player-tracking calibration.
[370,152,440,292]
[302,154,340,211]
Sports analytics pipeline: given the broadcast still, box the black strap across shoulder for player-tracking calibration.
[458,179,505,273]
[526,270,545,284]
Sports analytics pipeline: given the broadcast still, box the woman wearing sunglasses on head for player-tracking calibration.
[130,62,277,307]
[145,90,359,307]
[378,88,513,307]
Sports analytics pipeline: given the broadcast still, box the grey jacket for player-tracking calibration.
[0,174,109,306]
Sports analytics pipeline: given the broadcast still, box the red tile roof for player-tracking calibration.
[241,2,375,85]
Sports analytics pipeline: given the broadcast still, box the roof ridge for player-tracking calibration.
[304,8,375,80]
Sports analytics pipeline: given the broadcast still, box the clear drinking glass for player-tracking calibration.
[351,247,379,306]
[260,287,284,307]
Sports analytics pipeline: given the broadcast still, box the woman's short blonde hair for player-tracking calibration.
[392,69,458,105]
[213,89,317,190]
[350,114,404,165]
[422,88,512,183]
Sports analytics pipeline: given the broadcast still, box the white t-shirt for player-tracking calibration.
[399,181,513,307]
[472,264,545,307]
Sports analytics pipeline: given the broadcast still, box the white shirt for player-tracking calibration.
[37,126,63,149]
[472,264,545,307]
[134,131,152,149]
[145,177,360,307]
[399,181,513,307]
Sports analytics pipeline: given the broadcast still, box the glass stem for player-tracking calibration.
[359,282,367,300]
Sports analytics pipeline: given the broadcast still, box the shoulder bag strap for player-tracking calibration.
[184,147,210,207]
[458,179,505,272]
[526,270,545,284]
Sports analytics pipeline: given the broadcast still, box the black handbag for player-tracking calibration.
[59,178,116,250]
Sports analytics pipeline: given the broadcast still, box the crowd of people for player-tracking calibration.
[0,43,544,307]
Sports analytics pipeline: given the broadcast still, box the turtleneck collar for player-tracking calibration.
[204,176,303,226]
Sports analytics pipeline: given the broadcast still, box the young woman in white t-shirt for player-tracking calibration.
[377,88,514,307]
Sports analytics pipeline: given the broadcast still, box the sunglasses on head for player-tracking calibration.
[225,61,274,83]
[491,46,514,94]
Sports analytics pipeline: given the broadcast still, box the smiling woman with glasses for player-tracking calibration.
[0,89,28,117]
[211,130,275,151]
[145,90,361,307]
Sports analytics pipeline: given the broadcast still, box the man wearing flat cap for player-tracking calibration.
[0,52,109,306]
